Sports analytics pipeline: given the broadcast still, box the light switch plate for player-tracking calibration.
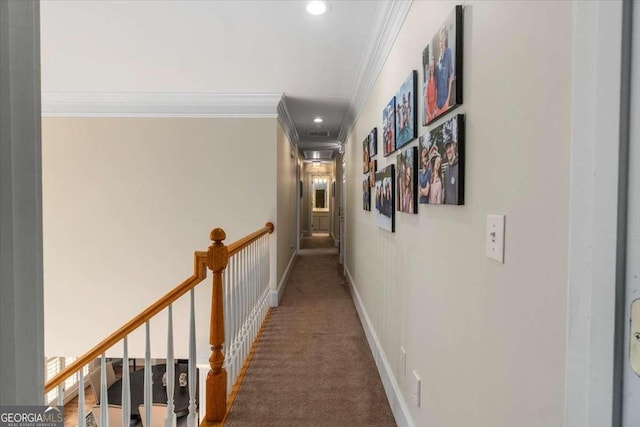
[412,370,421,407]
[400,346,406,377]
[486,214,505,263]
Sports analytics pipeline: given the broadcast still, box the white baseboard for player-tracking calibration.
[270,251,297,307]
[345,267,414,427]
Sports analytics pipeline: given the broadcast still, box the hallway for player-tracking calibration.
[224,252,395,426]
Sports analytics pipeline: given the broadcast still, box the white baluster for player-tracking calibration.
[242,248,248,363]
[263,235,268,321]
[223,258,231,395]
[57,384,63,406]
[263,235,267,320]
[252,242,257,340]
[100,355,108,427]
[238,249,245,381]
[144,322,151,427]
[187,290,197,427]
[57,357,64,406]
[122,337,130,426]
[233,254,240,383]
[165,305,176,427]
[78,368,86,427]
[232,255,238,386]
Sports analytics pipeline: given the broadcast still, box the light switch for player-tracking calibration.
[486,214,505,263]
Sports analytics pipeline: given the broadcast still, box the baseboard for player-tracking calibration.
[270,251,296,307]
[345,267,414,427]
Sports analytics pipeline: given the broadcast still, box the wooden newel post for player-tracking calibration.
[206,228,229,422]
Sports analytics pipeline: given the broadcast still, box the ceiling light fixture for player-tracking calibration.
[313,117,323,123]
[306,1,328,16]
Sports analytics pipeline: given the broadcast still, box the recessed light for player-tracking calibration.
[313,117,323,123]
[306,1,328,16]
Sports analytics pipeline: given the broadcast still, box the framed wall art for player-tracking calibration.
[382,97,396,157]
[374,164,395,232]
[363,178,371,211]
[422,5,463,125]
[396,146,418,214]
[369,128,378,157]
[418,114,465,205]
[363,136,370,174]
[369,159,377,188]
[395,70,418,149]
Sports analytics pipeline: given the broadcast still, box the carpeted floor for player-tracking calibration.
[224,254,396,427]
[300,235,335,249]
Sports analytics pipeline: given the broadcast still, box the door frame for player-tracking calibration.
[565,1,632,426]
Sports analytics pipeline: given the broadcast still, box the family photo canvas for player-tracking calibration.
[422,6,463,125]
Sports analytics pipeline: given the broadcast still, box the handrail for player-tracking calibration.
[44,251,208,393]
[44,222,274,394]
[227,222,274,257]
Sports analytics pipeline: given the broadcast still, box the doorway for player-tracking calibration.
[300,161,336,251]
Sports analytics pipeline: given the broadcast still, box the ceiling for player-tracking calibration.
[40,1,409,161]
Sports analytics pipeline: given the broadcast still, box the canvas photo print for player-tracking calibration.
[369,128,378,157]
[369,159,377,188]
[382,97,396,157]
[417,114,465,205]
[395,71,418,149]
[422,5,463,125]
[397,147,418,214]
[363,136,370,174]
[374,164,395,232]
[363,179,371,211]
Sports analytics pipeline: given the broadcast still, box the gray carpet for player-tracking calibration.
[300,236,335,249]
[225,254,396,426]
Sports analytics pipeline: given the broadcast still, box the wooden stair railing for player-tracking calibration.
[44,222,274,424]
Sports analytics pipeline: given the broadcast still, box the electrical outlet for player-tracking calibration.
[412,370,421,407]
[400,346,406,377]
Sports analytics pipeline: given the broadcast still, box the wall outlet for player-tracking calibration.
[400,346,406,377]
[412,370,421,407]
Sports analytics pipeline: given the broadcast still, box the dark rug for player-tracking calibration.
[224,254,396,426]
[300,236,335,249]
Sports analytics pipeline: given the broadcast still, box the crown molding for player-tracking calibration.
[41,92,283,118]
[277,95,300,147]
[337,0,413,142]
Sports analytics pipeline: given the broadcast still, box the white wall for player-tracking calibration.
[345,2,571,426]
[276,123,297,292]
[43,117,278,360]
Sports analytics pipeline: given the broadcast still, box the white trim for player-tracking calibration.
[270,251,297,307]
[277,96,300,146]
[565,1,626,426]
[41,91,283,118]
[345,267,414,427]
[337,0,413,142]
